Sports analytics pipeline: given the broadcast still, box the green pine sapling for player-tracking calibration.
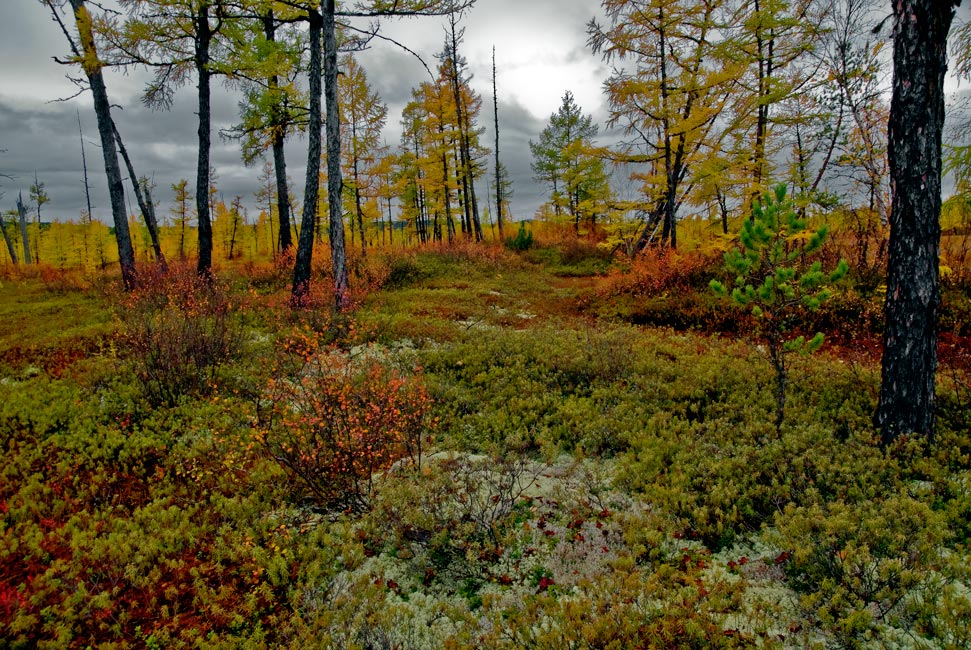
[710,184,848,431]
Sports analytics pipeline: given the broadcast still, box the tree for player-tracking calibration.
[875,0,961,445]
[590,0,739,249]
[171,178,194,261]
[442,13,484,241]
[530,91,609,233]
[711,184,848,430]
[16,192,32,265]
[288,0,476,309]
[108,0,243,278]
[339,54,387,255]
[44,0,138,289]
[728,0,826,216]
[0,211,17,265]
[491,46,509,239]
[224,5,304,255]
[111,119,166,268]
[29,173,49,264]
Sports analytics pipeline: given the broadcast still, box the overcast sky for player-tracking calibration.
[0,0,611,224]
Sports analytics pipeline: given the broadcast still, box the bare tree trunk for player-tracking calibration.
[112,120,166,269]
[323,0,349,309]
[1,214,18,264]
[291,7,322,305]
[73,0,136,289]
[492,47,504,241]
[195,3,214,277]
[16,193,32,265]
[875,0,959,445]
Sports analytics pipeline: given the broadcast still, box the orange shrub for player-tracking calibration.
[257,333,433,512]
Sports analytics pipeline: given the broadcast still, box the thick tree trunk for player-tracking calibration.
[323,0,349,309]
[875,0,959,445]
[69,0,136,289]
[195,3,213,277]
[291,7,323,305]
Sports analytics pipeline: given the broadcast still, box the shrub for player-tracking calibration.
[506,222,535,251]
[118,265,241,406]
[775,495,947,649]
[257,333,433,512]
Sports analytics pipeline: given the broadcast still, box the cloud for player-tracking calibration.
[1,0,614,224]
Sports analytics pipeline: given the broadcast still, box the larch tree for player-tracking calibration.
[875,0,962,445]
[107,0,245,278]
[727,0,827,216]
[590,0,740,249]
[284,0,476,310]
[224,3,305,255]
[491,46,508,240]
[338,54,388,255]
[171,178,194,261]
[442,13,484,241]
[29,173,49,264]
[43,0,138,289]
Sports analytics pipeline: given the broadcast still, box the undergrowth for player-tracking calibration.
[1,244,969,649]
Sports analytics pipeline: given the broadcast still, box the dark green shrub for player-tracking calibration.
[506,222,535,251]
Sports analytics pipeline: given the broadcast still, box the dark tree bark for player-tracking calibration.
[195,3,214,277]
[67,0,137,289]
[875,0,961,445]
[291,7,323,306]
[77,109,93,225]
[447,18,482,242]
[264,11,293,254]
[112,120,166,269]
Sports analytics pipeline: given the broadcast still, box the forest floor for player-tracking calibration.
[1,241,970,649]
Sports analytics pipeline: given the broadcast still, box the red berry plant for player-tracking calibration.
[256,331,433,513]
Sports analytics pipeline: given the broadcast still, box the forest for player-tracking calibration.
[2,0,971,648]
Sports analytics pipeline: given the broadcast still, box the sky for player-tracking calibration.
[0,0,611,224]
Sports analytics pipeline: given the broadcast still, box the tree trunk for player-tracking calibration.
[69,0,136,289]
[291,7,323,305]
[492,48,504,241]
[112,119,166,269]
[195,3,213,277]
[324,0,349,309]
[1,212,18,264]
[875,0,959,445]
[16,193,32,265]
[264,11,293,254]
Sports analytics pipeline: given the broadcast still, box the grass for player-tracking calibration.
[1,242,970,649]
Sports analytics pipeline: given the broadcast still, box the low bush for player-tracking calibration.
[117,265,242,406]
[257,332,433,512]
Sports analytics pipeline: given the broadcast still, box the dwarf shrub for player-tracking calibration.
[257,333,433,512]
[118,265,242,406]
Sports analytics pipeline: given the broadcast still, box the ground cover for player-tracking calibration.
[1,242,969,649]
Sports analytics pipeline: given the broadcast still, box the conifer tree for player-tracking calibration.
[530,91,609,233]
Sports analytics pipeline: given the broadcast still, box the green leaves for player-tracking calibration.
[711,183,848,429]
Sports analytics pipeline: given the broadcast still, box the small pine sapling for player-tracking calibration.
[710,184,848,430]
